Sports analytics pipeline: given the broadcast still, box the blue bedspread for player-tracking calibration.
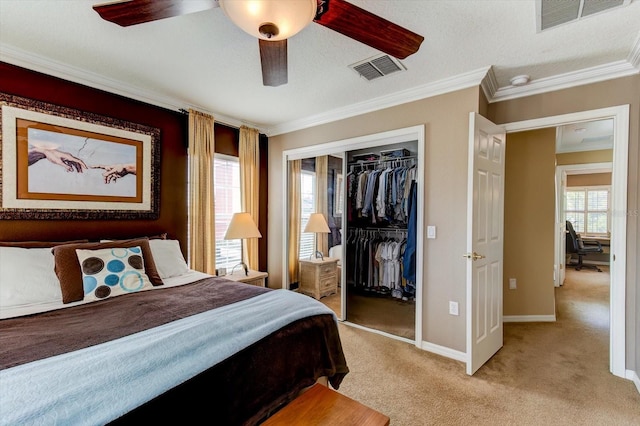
[0,289,334,425]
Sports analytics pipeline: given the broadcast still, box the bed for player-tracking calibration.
[0,237,349,425]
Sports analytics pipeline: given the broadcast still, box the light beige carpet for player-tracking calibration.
[333,267,640,425]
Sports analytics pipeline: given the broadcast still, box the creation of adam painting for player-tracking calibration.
[0,94,160,219]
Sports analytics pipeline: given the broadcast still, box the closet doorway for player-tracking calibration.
[344,143,418,340]
[282,125,425,347]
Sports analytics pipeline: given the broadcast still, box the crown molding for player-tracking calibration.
[265,66,491,136]
[0,43,260,132]
[628,31,640,68]
[490,59,640,103]
[4,41,639,137]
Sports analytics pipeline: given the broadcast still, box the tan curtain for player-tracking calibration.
[288,160,301,285]
[239,126,260,271]
[188,109,215,274]
[315,155,329,257]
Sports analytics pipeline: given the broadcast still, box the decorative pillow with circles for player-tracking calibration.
[75,246,153,301]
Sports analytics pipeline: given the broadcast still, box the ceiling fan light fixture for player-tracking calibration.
[259,22,280,38]
[220,0,317,41]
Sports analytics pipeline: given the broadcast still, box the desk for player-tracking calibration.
[582,236,610,245]
[582,237,610,254]
[224,270,268,287]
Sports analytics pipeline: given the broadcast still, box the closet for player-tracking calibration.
[344,141,418,340]
[283,125,424,345]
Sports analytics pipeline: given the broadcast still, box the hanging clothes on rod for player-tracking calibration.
[346,157,417,227]
[345,228,412,300]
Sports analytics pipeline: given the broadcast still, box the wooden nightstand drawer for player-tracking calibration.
[242,277,265,287]
[224,270,268,287]
[319,276,336,291]
[318,263,336,275]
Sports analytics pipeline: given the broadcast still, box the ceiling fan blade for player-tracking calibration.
[93,0,218,27]
[259,39,288,87]
[314,0,423,59]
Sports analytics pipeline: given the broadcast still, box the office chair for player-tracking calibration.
[565,220,603,272]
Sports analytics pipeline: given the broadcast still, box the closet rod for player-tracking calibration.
[349,227,408,233]
[347,154,416,165]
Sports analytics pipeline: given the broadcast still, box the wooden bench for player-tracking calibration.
[262,384,390,425]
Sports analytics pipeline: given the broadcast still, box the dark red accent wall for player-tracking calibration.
[0,62,188,249]
[0,62,268,270]
[258,134,268,272]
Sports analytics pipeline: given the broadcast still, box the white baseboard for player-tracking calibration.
[504,315,556,323]
[341,321,467,363]
[626,370,640,394]
[420,341,467,362]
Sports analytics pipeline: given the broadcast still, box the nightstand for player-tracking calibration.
[224,270,268,287]
[298,258,338,300]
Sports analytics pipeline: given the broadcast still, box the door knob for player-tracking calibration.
[463,252,485,261]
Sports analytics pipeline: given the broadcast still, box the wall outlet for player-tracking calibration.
[427,225,437,239]
[449,301,459,316]
[509,278,517,289]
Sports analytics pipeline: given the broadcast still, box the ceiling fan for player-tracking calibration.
[93,0,424,87]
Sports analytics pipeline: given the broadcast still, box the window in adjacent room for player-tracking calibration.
[299,170,316,259]
[214,154,242,269]
[565,186,610,236]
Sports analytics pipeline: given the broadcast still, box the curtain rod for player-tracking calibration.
[179,109,262,133]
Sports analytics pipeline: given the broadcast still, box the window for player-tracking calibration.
[214,155,242,269]
[565,186,610,236]
[299,170,316,259]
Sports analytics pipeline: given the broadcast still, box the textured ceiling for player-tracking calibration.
[0,0,639,135]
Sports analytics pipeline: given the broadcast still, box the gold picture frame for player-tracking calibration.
[0,93,161,219]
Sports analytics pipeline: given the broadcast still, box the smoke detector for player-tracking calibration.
[510,75,531,86]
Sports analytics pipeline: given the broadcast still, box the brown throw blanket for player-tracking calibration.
[0,277,270,369]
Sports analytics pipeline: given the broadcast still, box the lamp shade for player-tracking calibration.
[224,212,262,240]
[304,213,330,233]
[219,0,317,41]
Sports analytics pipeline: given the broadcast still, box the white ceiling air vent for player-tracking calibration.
[537,0,632,32]
[350,54,406,81]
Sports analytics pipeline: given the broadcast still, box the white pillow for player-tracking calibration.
[0,247,62,308]
[149,239,190,279]
[76,246,153,301]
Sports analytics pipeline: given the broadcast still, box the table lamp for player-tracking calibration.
[303,213,330,260]
[224,212,262,276]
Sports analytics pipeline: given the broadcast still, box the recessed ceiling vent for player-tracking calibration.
[537,0,632,32]
[350,54,406,81]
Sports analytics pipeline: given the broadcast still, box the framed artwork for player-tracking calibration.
[0,93,161,219]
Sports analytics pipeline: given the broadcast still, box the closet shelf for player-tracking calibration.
[348,155,416,167]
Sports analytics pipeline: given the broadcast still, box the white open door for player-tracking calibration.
[466,113,506,375]
[556,169,567,286]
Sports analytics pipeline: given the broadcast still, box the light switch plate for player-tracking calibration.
[427,225,436,239]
